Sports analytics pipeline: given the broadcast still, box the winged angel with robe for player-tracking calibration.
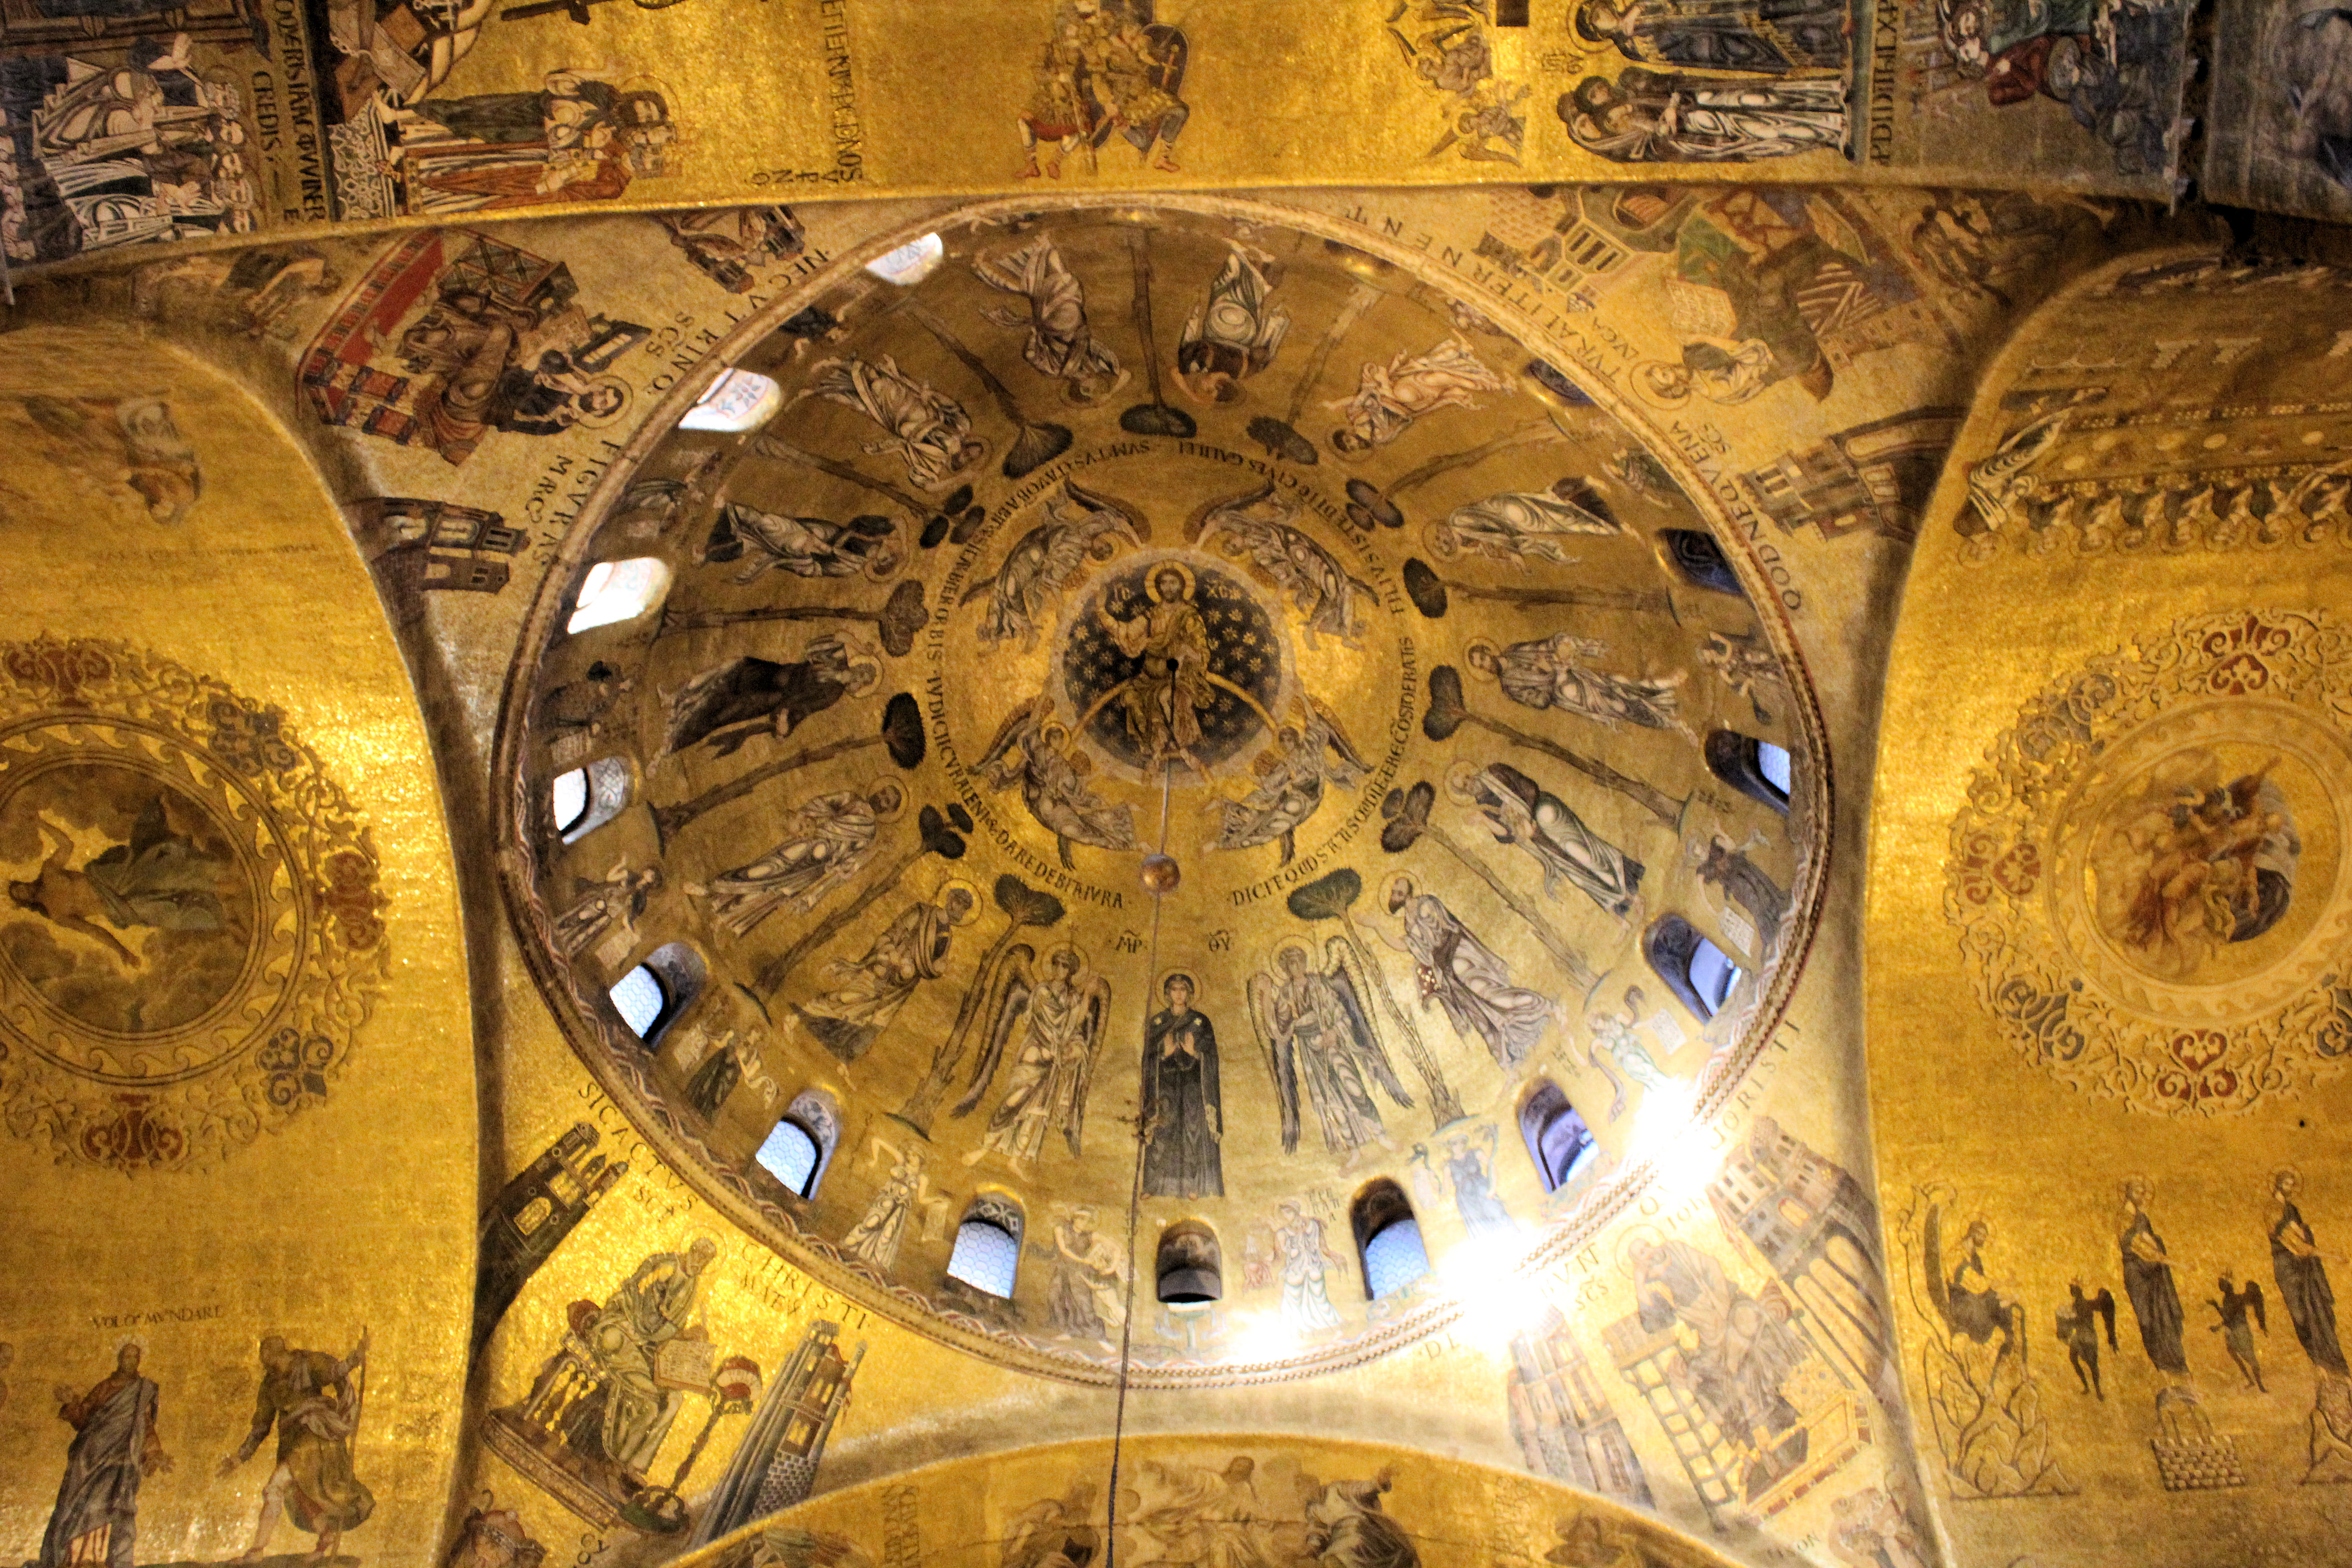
[975,697,1139,867]
[952,944,1112,1169]
[1209,700,1369,867]
[962,481,1148,649]
[1248,938,1413,1163]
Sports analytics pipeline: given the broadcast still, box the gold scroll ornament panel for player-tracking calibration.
[1869,252,2352,1568]
[0,327,477,1567]
[0,0,2193,280]
[498,197,1824,1385]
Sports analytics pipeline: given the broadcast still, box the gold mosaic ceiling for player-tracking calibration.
[499,200,1823,1382]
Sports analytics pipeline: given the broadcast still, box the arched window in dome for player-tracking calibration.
[550,756,632,843]
[755,1089,840,1199]
[1519,1081,1597,1193]
[1156,1221,1223,1305]
[866,232,945,286]
[608,941,704,1045]
[567,557,672,634]
[678,367,784,433]
[1659,529,1745,597]
[1705,730,1792,814]
[1352,1180,1430,1301]
[1646,916,1744,1022]
[946,1195,1024,1298]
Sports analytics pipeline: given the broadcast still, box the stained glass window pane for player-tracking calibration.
[947,1219,1019,1297]
[756,1120,821,1196]
[1688,939,1742,1016]
[609,965,666,1037]
[1363,1218,1430,1299]
[550,769,588,833]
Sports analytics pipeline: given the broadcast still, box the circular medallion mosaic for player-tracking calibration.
[1948,609,2352,1114]
[0,637,387,1171]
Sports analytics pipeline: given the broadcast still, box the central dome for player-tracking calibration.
[499,196,1822,1383]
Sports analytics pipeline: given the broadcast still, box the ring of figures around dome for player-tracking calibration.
[495,198,1828,1383]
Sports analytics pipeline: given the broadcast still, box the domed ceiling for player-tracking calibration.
[497,198,1824,1383]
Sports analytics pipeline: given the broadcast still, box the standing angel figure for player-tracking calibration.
[976,697,1139,867]
[1455,762,1644,920]
[1210,701,1370,867]
[1326,334,1506,455]
[973,236,1127,405]
[1174,240,1290,405]
[953,944,1113,1169]
[689,782,905,936]
[962,480,1147,649]
[800,354,986,491]
[1466,636,1688,734]
[1248,939,1413,1162]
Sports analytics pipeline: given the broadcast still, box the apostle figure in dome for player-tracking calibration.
[974,235,1127,405]
[699,503,900,584]
[792,882,978,1063]
[800,354,985,492]
[1427,480,1621,565]
[691,783,904,936]
[1326,334,1506,455]
[1381,873,1554,1072]
[1175,240,1290,405]
[1454,762,1643,920]
[1560,71,1847,164]
[1466,635,1687,735]
[661,635,881,758]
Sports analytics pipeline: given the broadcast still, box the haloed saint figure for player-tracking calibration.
[1140,972,1223,1198]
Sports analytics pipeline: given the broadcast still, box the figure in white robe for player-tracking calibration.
[1275,1202,1346,1333]
[974,236,1126,404]
[840,1143,928,1269]
[1326,334,1506,455]
[801,355,984,491]
[1467,635,1687,734]
[691,783,902,936]
[1455,762,1644,919]
[1175,241,1290,404]
[1561,70,1846,162]
[1428,482,1622,564]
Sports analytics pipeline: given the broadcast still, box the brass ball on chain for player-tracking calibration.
[1139,853,1181,896]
